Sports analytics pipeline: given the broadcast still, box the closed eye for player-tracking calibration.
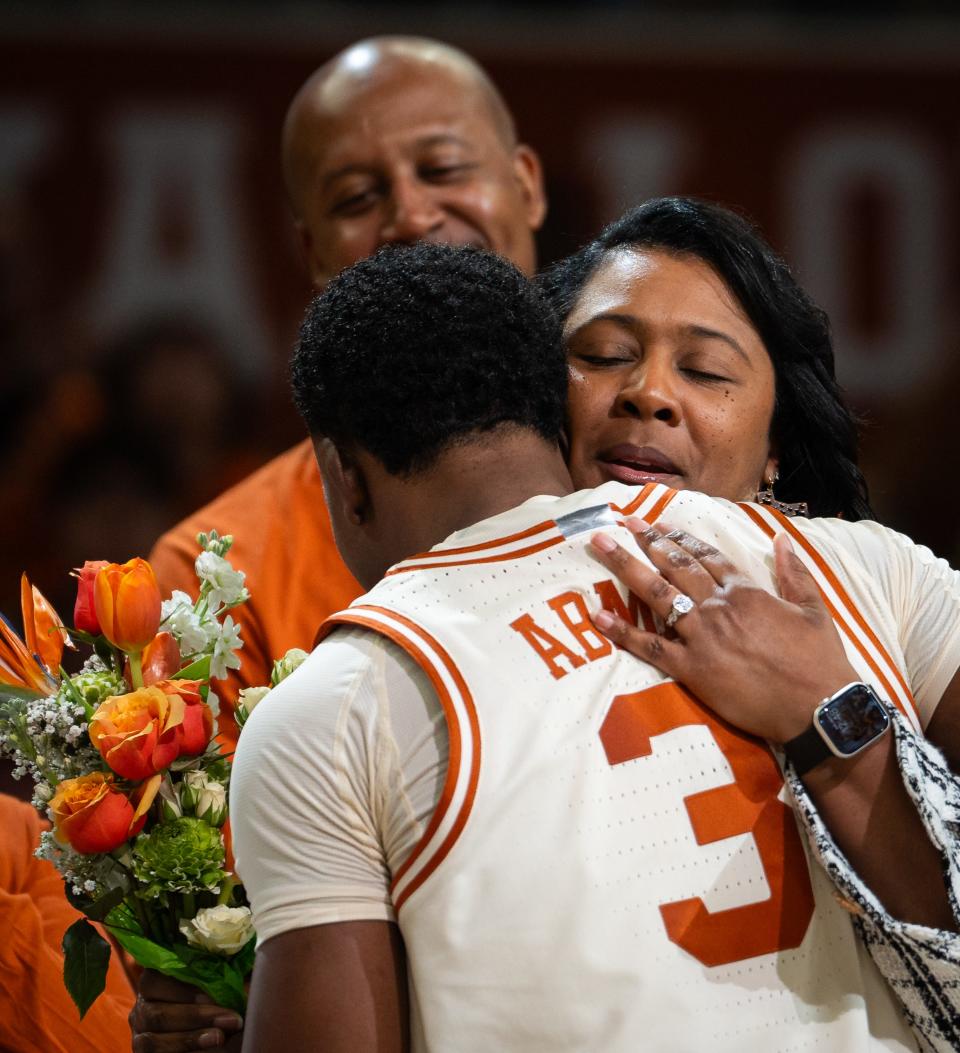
[682,367,733,384]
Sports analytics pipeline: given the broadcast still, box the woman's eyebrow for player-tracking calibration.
[564,311,638,342]
[683,324,751,366]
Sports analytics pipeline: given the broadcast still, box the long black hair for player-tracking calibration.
[540,197,872,521]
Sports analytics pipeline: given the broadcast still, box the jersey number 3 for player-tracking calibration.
[599,682,814,967]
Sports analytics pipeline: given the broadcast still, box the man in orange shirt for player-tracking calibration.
[148,35,547,748]
[0,793,136,1053]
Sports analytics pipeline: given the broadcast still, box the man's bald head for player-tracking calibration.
[281,36,546,288]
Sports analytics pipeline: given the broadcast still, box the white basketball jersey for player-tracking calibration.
[323,482,921,1052]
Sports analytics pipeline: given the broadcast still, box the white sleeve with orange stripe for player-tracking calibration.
[230,626,448,947]
[791,516,960,728]
[818,519,960,726]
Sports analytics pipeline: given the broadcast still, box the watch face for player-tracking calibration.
[817,684,891,757]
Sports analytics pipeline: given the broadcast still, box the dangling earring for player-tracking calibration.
[756,469,809,518]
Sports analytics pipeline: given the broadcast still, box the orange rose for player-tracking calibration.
[93,558,162,653]
[154,679,213,756]
[89,686,184,781]
[50,772,145,854]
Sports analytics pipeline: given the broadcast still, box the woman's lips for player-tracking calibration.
[597,445,683,487]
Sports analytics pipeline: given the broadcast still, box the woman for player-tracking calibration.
[540,197,958,763]
[543,197,960,1049]
[132,201,960,1050]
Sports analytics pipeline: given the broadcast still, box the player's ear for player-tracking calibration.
[313,438,369,525]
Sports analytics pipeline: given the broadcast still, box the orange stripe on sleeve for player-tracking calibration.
[738,504,917,722]
[321,606,481,911]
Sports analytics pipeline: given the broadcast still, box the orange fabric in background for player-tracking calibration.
[0,794,135,1053]
[149,439,363,751]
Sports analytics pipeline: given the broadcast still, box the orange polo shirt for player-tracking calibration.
[149,439,363,750]
[0,794,135,1053]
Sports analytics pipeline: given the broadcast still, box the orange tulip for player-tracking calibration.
[50,772,145,854]
[89,686,184,782]
[93,558,162,653]
[154,679,213,756]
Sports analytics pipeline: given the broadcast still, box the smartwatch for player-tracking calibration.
[782,682,890,776]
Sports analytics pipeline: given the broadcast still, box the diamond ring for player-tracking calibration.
[664,592,695,629]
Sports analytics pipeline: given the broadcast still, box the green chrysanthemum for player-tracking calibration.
[67,667,126,709]
[132,817,226,899]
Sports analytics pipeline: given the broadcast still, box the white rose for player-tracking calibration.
[181,771,227,825]
[270,648,309,686]
[236,685,271,729]
[157,778,182,821]
[179,905,254,956]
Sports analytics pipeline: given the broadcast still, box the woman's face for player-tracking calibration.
[564,248,778,502]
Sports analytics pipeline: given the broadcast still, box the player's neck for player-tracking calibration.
[367,431,573,580]
[422,431,574,537]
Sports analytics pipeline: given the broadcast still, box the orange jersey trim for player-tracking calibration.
[397,518,557,561]
[738,504,918,724]
[389,485,680,577]
[386,534,566,576]
[319,605,481,911]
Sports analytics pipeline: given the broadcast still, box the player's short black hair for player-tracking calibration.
[291,243,566,476]
[541,197,872,521]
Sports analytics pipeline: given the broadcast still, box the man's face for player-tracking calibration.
[290,62,546,286]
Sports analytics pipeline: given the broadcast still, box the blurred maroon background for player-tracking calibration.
[2,10,959,625]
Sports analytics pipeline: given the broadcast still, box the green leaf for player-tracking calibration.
[62,919,111,1019]
[105,921,254,1015]
[65,882,128,922]
[176,655,211,681]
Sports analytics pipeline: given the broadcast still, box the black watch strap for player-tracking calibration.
[782,723,831,776]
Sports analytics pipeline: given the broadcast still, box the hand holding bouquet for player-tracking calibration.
[0,532,255,1016]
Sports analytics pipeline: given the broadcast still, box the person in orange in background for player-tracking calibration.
[0,792,136,1053]
[147,35,547,748]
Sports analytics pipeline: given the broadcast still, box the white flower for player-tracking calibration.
[161,592,212,655]
[236,685,270,728]
[157,778,183,821]
[270,648,309,686]
[195,552,248,611]
[179,905,254,956]
[209,616,243,681]
[181,771,227,825]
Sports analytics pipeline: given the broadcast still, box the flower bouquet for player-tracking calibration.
[0,532,255,1017]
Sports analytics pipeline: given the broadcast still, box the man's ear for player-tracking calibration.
[314,438,368,525]
[512,144,547,232]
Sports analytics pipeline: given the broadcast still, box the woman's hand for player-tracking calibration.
[589,519,859,744]
[129,970,244,1053]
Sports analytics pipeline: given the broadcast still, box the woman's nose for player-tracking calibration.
[613,359,681,424]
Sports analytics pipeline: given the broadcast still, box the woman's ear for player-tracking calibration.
[313,438,369,525]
